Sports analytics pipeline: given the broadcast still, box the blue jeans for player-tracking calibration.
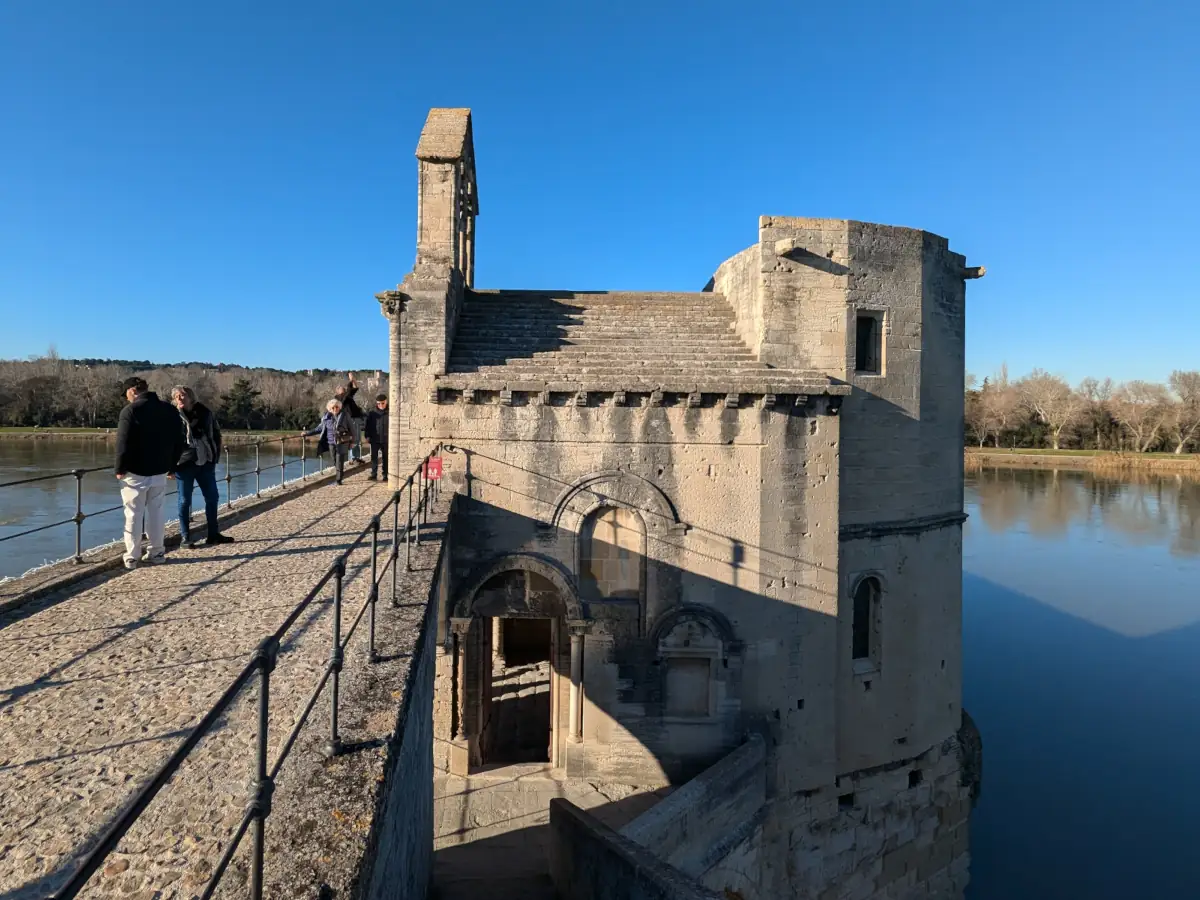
[178,462,220,541]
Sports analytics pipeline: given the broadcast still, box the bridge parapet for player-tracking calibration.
[1,449,451,900]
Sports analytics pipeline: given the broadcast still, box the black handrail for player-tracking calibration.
[0,435,337,564]
[49,444,446,900]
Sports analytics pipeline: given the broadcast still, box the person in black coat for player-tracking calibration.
[171,385,234,548]
[364,393,389,481]
[115,377,185,568]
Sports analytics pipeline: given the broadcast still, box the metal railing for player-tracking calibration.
[50,444,445,900]
[0,435,341,565]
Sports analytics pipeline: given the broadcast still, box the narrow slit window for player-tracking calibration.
[855,314,881,374]
[852,576,880,661]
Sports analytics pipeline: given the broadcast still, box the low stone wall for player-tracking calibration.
[620,734,766,880]
[355,510,452,899]
[549,799,723,900]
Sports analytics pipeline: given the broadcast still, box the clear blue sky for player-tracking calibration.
[2,1,1196,384]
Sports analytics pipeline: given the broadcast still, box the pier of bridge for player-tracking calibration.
[1,460,450,899]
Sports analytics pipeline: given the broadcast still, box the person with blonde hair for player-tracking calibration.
[302,398,353,485]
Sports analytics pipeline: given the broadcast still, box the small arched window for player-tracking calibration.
[851,576,881,663]
[580,506,643,602]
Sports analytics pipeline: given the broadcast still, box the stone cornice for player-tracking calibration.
[839,510,968,541]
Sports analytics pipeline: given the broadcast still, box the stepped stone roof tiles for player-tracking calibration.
[436,290,849,397]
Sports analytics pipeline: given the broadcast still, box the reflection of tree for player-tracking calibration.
[973,468,1028,533]
[967,466,1200,557]
[1170,478,1200,558]
[1026,468,1084,536]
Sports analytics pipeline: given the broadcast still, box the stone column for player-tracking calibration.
[492,615,505,667]
[450,617,473,742]
[375,289,407,489]
[567,621,591,743]
[464,210,475,288]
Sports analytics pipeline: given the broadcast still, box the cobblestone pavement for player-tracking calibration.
[0,465,446,899]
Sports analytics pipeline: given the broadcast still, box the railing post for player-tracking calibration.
[255,440,262,498]
[301,436,307,481]
[224,446,233,510]
[72,469,85,564]
[280,438,286,487]
[405,477,414,571]
[326,558,345,757]
[391,491,401,606]
[368,516,380,663]
[249,636,278,900]
[415,467,422,547]
[422,458,429,526]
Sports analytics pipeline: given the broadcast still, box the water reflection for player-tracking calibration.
[964,466,1200,899]
[968,465,1200,558]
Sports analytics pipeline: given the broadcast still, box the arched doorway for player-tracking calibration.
[475,569,560,765]
[448,556,588,773]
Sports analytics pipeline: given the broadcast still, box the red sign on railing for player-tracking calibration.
[425,456,443,480]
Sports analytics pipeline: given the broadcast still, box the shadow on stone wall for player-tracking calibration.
[427,458,978,900]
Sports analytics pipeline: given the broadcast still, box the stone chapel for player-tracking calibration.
[377,108,983,900]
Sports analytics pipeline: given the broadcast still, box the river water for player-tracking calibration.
[964,465,1200,898]
[2,445,1197,895]
[0,438,331,579]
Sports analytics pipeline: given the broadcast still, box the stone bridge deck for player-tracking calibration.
[0,467,448,899]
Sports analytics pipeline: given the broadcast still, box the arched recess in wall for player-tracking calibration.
[578,504,646,606]
[550,471,685,634]
[649,604,743,721]
[549,470,685,534]
[451,552,585,623]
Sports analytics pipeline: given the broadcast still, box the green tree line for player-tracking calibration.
[0,351,388,431]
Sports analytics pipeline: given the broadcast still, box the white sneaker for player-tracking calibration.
[124,559,139,570]
[142,554,166,565]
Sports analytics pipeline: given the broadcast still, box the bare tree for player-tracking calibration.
[1017,369,1085,450]
[976,365,1025,447]
[1165,370,1200,454]
[1111,381,1170,452]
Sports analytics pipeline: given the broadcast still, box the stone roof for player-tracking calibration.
[415,107,473,161]
[438,290,848,397]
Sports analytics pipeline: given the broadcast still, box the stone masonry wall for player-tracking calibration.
[425,396,842,788]
[355,502,451,900]
[710,243,763,356]
[549,798,724,900]
[759,723,976,900]
[620,735,766,883]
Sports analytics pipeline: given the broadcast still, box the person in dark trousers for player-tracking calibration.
[115,377,186,569]
[171,385,235,548]
[302,399,353,484]
[365,393,388,481]
[334,374,365,462]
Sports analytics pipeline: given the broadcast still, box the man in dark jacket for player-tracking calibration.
[115,377,185,568]
[171,385,235,548]
[334,374,365,462]
[364,393,389,481]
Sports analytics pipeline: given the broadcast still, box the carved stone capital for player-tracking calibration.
[450,617,474,637]
[375,288,408,318]
[567,620,593,637]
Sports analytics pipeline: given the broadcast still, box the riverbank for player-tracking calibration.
[966,447,1200,474]
[0,427,295,445]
